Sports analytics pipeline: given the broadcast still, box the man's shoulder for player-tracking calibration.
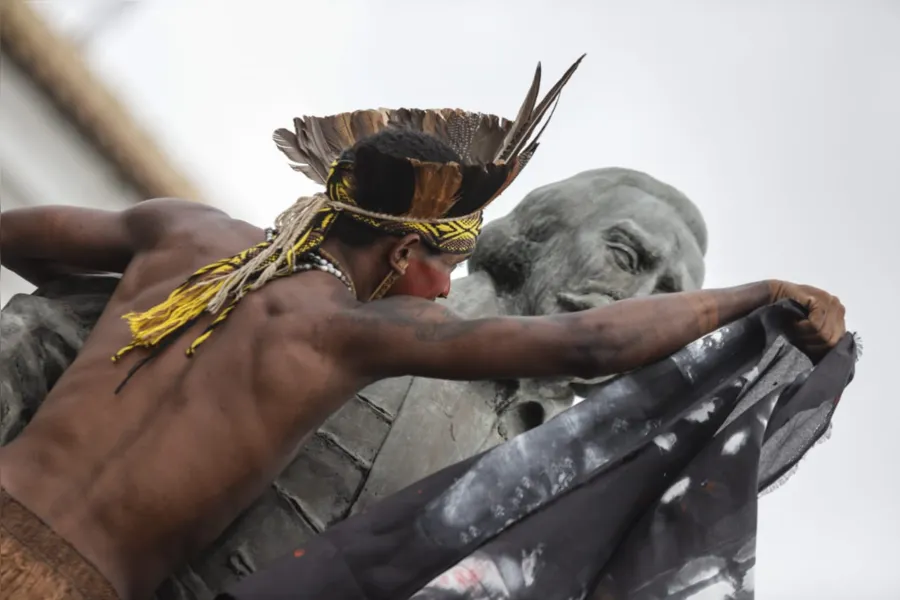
[129,198,229,223]
[126,198,246,250]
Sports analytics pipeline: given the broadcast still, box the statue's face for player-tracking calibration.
[520,182,705,318]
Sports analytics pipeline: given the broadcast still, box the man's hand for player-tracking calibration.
[768,280,847,360]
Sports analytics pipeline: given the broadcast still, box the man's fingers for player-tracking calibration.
[791,312,845,357]
[826,297,847,341]
[828,295,845,319]
[792,319,819,339]
[806,302,828,332]
[829,322,847,345]
[779,286,847,358]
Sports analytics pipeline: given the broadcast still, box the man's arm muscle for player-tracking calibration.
[0,199,223,286]
[334,282,774,382]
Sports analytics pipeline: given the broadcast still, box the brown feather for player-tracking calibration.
[293,117,331,183]
[446,162,512,217]
[306,117,333,178]
[272,127,320,176]
[406,160,464,219]
[319,113,353,156]
[329,112,355,148]
[500,54,585,160]
[351,110,387,141]
[461,113,511,163]
[514,89,564,160]
[420,110,442,138]
[272,127,303,162]
[497,62,543,161]
[484,158,525,205]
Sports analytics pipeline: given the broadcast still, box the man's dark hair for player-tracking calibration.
[330,128,461,251]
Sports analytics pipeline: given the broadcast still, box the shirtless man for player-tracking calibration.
[0,70,846,600]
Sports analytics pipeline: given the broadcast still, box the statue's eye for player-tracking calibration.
[608,243,638,273]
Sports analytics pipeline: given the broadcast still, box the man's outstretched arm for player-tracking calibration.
[336,281,844,382]
[0,199,221,286]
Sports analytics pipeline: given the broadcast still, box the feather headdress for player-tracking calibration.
[273,54,585,228]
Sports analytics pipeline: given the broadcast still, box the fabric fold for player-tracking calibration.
[219,301,857,600]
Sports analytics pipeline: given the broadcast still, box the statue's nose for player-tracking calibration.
[632,270,676,297]
[557,290,617,312]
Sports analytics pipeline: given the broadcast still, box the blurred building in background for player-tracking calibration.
[0,0,203,305]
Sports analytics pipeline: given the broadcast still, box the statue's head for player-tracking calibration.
[469,168,707,317]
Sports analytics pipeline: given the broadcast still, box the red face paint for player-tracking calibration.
[385,257,452,301]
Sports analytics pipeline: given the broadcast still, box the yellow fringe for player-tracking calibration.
[111,241,269,363]
[111,202,333,364]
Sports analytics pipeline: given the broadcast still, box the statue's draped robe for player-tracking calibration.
[1,280,855,600]
[219,301,856,600]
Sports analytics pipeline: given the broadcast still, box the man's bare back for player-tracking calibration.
[0,202,372,597]
[0,199,846,599]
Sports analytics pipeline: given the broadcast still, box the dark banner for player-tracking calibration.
[221,301,858,600]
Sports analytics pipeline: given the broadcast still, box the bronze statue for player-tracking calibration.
[355,167,709,510]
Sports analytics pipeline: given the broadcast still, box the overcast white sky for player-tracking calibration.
[31,1,900,597]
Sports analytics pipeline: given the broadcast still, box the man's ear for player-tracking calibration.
[388,234,421,273]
